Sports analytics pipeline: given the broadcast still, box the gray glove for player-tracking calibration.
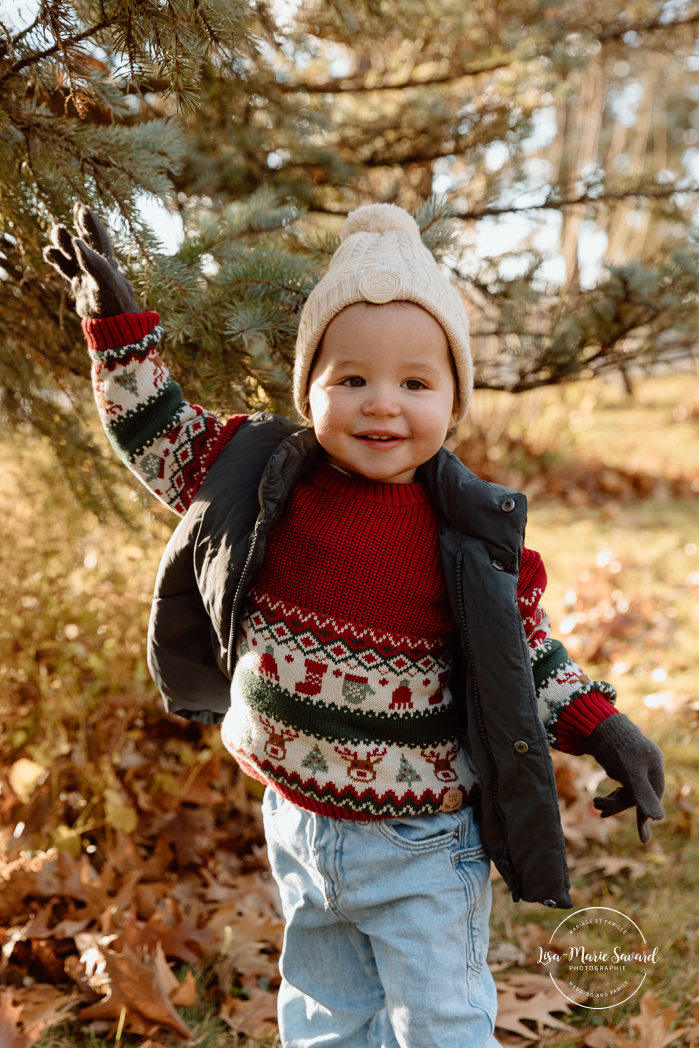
[584,713,665,843]
[43,203,138,319]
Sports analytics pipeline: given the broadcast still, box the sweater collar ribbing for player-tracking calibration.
[308,460,431,506]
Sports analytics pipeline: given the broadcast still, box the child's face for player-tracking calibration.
[308,302,457,484]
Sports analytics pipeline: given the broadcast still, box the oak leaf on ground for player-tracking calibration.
[9,985,77,1028]
[77,947,192,1039]
[495,973,588,1040]
[219,986,278,1040]
[152,943,197,1007]
[559,799,616,850]
[584,1026,618,1048]
[614,992,688,1048]
[0,990,45,1048]
[569,856,647,881]
[115,913,217,964]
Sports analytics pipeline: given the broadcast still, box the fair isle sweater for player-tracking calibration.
[83,311,618,817]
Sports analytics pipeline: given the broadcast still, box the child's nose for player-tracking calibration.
[361,388,400,416]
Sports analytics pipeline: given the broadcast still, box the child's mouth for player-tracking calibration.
[353,433,405,449]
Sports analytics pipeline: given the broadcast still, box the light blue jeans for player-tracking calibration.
[262,787,500,1048]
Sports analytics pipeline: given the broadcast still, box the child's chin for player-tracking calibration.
[356,461,416,484]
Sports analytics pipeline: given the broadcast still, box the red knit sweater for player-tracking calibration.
[257,462,457,639]
[256,462,615,755]
[220,462,616,819]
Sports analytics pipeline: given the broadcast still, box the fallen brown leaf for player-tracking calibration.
[584,1026,618,1048]
[152,942,179,997]
[615,992,688,1048]
[495,973,588,1040]
[207,903,285,953]
[553,754,583,807]
[496,988,577,1039]
[152,944,197,1007]
[64,955,101,1003]
[569,856,647,881]
[220,987,278,1039]
[78,947,192,1039]
[513,924,552,963]
[34,852,111,919]
[496,972,589,1003]
[10,985,77,1028]
[135,881,170,920]
[115,913,217,963]
[214,930,278,990]
[0,990,45,1048]
[169,971,197,1008]
[559,800,616,850]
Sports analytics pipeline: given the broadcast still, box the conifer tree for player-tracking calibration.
[2,0,699,510]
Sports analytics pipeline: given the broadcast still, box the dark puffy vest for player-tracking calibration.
[147,413,572,909]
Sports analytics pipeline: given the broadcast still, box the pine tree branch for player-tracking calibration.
[277,9,699,95]
[10,12,43,45]
[3,18,113,80]
[595,8,699,41]
[450,184,697,219]
[306,182,694,219]
[277,56,512,94]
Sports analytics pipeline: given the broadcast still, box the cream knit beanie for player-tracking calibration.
[293,202,472,422]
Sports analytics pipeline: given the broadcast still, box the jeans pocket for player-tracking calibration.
[377,810,460,852]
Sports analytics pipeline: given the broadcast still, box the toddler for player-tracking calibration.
[45,202,665,1048]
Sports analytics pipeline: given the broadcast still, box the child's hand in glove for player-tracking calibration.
[43,203,137,319]
[583,713,665,843]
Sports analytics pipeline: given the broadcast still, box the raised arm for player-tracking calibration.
[44,205,246,514]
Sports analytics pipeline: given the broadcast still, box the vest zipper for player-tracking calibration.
[226,520,263,676]
[455,549,515,883]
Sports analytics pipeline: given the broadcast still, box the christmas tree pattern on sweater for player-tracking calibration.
[221,588,481,817]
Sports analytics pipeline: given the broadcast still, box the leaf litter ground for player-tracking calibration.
[1,374,699,1048]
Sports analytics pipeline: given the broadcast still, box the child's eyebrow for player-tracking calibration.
[400,360,442,377]
[328,358,443,378]
[328,359,365,369]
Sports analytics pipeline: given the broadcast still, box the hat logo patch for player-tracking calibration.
[358,269,402,303]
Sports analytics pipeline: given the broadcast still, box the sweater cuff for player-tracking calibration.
[211,414,249,460]
[82,312,161,353]
[555,691,618,756]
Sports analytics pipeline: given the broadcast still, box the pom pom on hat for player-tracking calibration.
[340,203,421,241]
[294,202,473,423]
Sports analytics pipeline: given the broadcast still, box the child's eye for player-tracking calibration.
[402,379,426,391]
[340,376,365,387]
